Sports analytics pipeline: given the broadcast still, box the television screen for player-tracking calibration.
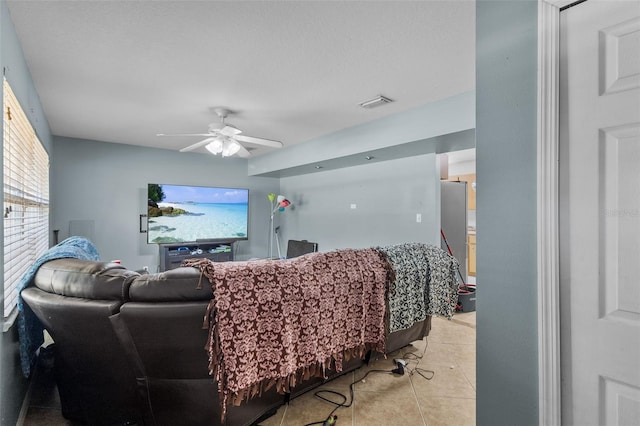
[147,183,249,244]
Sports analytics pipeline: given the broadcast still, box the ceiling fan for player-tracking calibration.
[157,108,283,157]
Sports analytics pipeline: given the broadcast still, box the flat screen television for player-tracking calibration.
[147,183,249,244]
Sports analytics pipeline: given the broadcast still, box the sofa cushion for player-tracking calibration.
[34,258,138,301]
[129,266,214,302]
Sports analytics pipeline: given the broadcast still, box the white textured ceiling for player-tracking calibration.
[6,0,475,157]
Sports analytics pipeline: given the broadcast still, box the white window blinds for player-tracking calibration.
[3,78,50,318]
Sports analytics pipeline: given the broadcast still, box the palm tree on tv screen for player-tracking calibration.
[148,184,165,204]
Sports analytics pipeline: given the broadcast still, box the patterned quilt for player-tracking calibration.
[421,244,460,319]
[183,248,389,421]
[377,242,460,334]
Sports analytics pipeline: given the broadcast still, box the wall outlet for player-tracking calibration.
[350,204,357,209]
[416,213,422,223]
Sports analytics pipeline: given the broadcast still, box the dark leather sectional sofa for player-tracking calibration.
[21,258,431,426]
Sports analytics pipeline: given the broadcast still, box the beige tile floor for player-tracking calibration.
[23,312,475,426]
[260,311,476,426]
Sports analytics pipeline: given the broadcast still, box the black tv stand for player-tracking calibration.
[159,242,234,271]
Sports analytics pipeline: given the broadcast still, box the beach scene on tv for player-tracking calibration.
[147,184,249,243]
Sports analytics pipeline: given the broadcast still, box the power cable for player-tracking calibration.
[304,338,435,426]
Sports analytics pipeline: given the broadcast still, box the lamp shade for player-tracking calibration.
[222,140,241,157]
[205,139,223,155]
[205,138,242,157]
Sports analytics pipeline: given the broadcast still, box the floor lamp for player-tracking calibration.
[268,193,291,259]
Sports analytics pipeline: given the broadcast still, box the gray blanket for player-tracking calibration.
[377,242,459,333]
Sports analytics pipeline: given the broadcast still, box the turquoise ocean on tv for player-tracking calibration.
[148,202,248,243]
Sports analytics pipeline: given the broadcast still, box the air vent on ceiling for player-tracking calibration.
[358,95,394,109]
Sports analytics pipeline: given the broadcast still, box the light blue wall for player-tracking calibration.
[279,153,440,253]
[476,1,538,424]
[1,0,54,423]
[51,137,280,270]
[257,91,474,256]
[249,91,474,176]
[0,3,52,154]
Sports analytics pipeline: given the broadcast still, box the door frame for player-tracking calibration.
[537,1,579,425]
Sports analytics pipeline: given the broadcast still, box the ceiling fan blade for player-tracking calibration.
[219,124,242,137]
[235,144,252,158]
[158,133,215,137]
[179,137,217,152]
[234,134,283,148]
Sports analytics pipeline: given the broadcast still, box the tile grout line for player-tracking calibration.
[408,336,431,426]
[459,363,477,393]
[277,401,288,426]
[409,371,429,425]
[351,371,355,426]
[449,318,476,329]
[421,315,476,425]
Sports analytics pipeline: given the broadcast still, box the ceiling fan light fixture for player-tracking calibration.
[160,108,282,156]
[222,140,241,157]
[358,95,393,109]
[205,139,224,155]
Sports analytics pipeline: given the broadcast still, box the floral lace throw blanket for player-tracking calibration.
[183,248,388,421]
[377,242,460,334]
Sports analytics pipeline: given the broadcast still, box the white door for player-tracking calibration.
[559,1,640,425]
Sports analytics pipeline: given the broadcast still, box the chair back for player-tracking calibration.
[286,240,318,258]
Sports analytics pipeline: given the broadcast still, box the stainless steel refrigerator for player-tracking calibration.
[441,180,467,281]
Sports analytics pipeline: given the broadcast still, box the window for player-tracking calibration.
[3,78,49,318]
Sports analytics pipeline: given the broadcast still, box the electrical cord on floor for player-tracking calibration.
[302,368,392,426]
[304,338,436,426]
[401,337,435,381]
